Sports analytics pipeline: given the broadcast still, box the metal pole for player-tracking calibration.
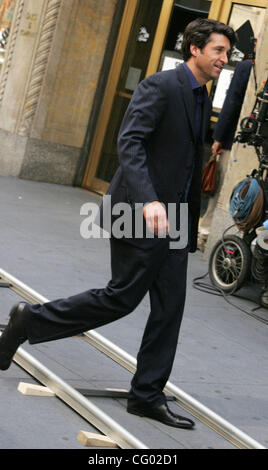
[11,342,148,449]
[0,268,265,449]
[81,332,265,449]
[0,269,148,449]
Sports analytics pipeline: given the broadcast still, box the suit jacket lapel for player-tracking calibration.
[201,89,212,143]
[176,64,212,144]
[176,65,196,140]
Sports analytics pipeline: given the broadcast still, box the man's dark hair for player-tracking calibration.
[181,18,237,61]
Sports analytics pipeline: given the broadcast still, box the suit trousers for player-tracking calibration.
[23,236,188,408]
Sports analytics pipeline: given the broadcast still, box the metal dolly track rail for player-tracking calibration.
[7,339,147,449]
[0,270,147,450]
[0,268,265,450]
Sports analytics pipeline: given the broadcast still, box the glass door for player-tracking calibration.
[96,0,165,185]
[83,0,267,193]
[83,0,170,193]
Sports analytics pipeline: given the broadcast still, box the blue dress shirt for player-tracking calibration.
[182,62,206,201]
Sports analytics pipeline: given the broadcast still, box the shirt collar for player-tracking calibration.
[182,62,202,90]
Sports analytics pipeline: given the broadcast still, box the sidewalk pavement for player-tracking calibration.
[0,175,267,449]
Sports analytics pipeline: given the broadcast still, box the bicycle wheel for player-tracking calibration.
[209,235,251,293]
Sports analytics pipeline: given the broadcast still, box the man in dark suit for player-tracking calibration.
[198,58,253,246]
[212,58,253,154]
[0,19,236,429]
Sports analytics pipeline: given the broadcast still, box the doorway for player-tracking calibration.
[94,0,164,190]
[82,0,172,193]
[82,0,267,193]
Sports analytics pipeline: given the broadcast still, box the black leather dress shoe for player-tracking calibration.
[127,402,195,429]
[0,303,27,370]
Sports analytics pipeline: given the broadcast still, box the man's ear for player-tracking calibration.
[190,44,199,57]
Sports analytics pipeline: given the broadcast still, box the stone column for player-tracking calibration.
[0,0,117,184]
[204,7,268,259]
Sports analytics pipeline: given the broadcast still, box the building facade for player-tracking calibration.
[0,0,118,184]
[0,0,267,220]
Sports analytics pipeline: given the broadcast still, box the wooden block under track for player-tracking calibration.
[17,382,56,397]
[77,431,118,448]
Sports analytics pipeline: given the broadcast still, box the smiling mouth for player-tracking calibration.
[214,65,223,71]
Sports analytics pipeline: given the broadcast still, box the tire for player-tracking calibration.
[209,235,251,293]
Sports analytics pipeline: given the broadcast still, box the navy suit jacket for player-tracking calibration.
[213,59,253,149]
[99,64,212,252]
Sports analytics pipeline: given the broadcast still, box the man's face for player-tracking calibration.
[191,33,231,83]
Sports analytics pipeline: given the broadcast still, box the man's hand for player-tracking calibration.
[143,201,169,236]
[211,140,222,156]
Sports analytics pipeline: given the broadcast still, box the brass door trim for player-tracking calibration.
[145,0,174,77]
[208,0,225,19]
[204,0,226,96]
[90,177,109,196]
[82,0,139,190]
[219,0,268,23]
[117,91,132,99]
